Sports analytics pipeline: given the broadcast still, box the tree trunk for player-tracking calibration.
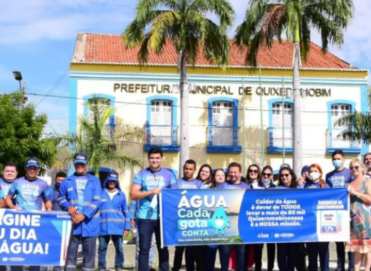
[293,42,302,177]
[179,50,189,176]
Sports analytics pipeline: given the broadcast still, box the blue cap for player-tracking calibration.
[26,157,40,168]
[73,152,88,164]
[107,170,119,182]
[301,165,310,174]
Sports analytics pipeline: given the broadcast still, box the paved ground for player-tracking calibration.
[97,242,354,271]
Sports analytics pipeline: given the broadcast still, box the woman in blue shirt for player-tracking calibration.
[304,164,330,271]
[275,167,301,271]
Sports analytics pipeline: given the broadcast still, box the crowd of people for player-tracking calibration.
[0,148,370,271]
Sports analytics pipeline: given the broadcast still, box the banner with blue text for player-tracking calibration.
[160,188,349,246]
[0,209,72,266]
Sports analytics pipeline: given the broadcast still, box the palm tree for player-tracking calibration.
[124,0,234,174]
[47,98,142,176]
[235,0,353,175]
[336,87,371,144]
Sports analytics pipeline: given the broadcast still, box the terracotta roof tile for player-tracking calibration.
[74,33,351,69]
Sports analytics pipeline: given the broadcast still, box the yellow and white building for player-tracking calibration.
[69,33,369,190]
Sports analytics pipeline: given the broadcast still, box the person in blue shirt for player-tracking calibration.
[326,150,354,271]
[218,162,249,271]
[6,158,52,271]
[0,162,18,203]
[304,164,330,271]
[98,169,130,271]
[275,166,301,271]
[128,199,156,271]
[49,171,67,212]
[58,152,101,271]
[130,147,177,271]
[172,160,203,271]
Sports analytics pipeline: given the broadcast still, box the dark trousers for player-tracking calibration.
[98,235,124,269]
[173,246,185,271]
[206,246,223,271]
[66,235,96,271]
[185,246,206,271]
[277,243,301,271]
[9,266,41,271]
[306,242,329,271]
[336,242,354,270]
[219,245,246,271]
[246,244,275,271]
[296,244,307,271]
[138,218,169,271]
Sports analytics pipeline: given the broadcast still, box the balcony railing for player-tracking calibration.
[207,126,241,153]
[146,125,178,146]
[267,127,293,153]
[326,128,360,154]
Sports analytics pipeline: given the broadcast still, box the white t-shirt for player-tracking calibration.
[106,189,118,200]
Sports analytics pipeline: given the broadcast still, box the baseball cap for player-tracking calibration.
[73,152,88,164]
[280,163,291,170]
[107,170,119,182]
[25,157,40,168]
[301,165,310,175]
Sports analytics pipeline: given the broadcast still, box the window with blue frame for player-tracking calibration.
[267,98,293,154]
[207,98,241,153]
[145,96,179,152]
[327,101,360,154]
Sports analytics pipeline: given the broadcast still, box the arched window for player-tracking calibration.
[145,95,179,152]
[267,98,293,153]
[207,97,241,153]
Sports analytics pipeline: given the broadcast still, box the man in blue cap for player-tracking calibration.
[98,169,130,271]
[58,152,101,271]
[6,157,52,271]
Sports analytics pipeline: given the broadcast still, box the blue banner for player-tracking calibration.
[160,188,350,246]
[0,209,72,266]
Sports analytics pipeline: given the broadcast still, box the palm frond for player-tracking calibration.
[335,112,371,144]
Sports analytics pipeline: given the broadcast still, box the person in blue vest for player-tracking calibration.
[130,147,177,271]
[98,169,130,271]
[58,152,101,271]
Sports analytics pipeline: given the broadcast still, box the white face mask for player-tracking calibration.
[310,172,320,181]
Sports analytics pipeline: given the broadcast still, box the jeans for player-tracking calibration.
[99,235,124,269]
[9,267,41,271]
[136,230,156,268]
[219,245,246,271]
[246,244,275,271]
[172,246,185,271]
[185,246,206,271]
[277,243,301,271]
[206,246,223,271]
[66,235,97,271]
[138,219,169,271]
[336,242,354,270]
[306,242,329,271]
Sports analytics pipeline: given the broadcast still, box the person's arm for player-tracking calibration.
[80,177,101,220]
[130,172,160,200]
[6,182,19,210]
[58,180,78,217]
[42,186,52,211]
[352,177,371,204]
[0,198,5,208]
[122,194,131,231]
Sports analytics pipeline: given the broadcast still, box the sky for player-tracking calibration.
[0,0,370,134]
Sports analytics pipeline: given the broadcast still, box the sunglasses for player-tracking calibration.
[262,173,272,177]
[281,174,290,178]
[249,169,258,173]
[350,166,359,170]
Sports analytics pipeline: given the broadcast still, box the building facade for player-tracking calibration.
[70,33,369,192]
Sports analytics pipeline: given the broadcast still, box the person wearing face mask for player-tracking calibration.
[303,164,330,271]
[49,172,67,211]
[218,162,249,271]
[326,150,354,271]
[245,165,276,271]
[246,164,262,189]
[346,159,371,271]
[275,167,301,271]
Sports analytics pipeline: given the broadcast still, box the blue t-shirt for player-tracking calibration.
[8,177,49,210]
[217,180,250,189]
[133,167,176,220]
[173,178,202,189]
[0,185,3,200]
[302,181,330,189]
[0,178,13,199]
[75,175,88,208]
[275,185,291,189]
[326,168,351,188]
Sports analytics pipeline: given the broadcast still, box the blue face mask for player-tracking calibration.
[333,160,343,169]
[261,179,271,186]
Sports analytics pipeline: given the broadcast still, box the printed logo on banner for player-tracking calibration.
[320,211,340,234]
[210,207,231,235]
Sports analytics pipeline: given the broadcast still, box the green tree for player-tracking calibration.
[235,0,353,175]
[48,98,142,177]
[336,87,371,143]
[0,92,57,176]
[124,0,234,173]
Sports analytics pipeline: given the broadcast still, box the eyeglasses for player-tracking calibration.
[249,169,258,174]
[281,174,290,177]
[350,166,359,170]
[262,173,272,177]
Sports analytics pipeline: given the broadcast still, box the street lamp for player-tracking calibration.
[12,71,22,91]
